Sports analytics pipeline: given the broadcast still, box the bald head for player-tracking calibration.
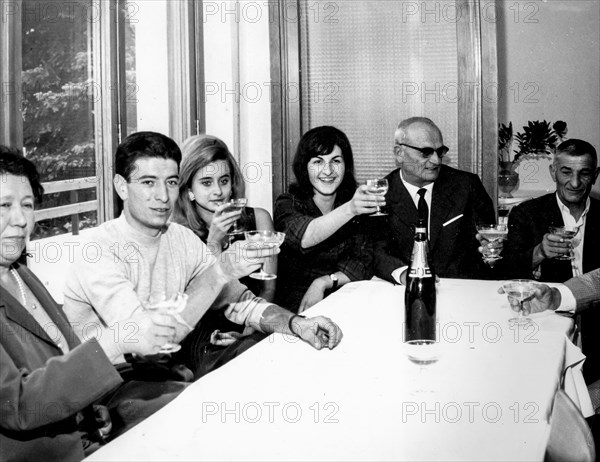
[394,117,443,145]
[393,117,445,187]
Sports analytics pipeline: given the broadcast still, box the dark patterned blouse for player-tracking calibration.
[274,193,373,312]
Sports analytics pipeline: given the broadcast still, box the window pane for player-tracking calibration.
[21,0,98,239]
[123,0,170,135]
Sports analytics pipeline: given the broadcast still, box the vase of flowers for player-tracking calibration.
[498,122,519,197]
[497,120,567,198]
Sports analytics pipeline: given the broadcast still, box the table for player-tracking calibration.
[86,278,592,461]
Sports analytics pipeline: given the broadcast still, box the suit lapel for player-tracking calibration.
[582,199,600,273]
[17,264,80,349]
[387,170,420,230]
[540,195,588,281]
[0,285,58,347]
[429,172,457,251]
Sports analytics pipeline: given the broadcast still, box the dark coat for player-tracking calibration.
[373,165,496,281]
[1,264,122,462]
[503,193,600,383]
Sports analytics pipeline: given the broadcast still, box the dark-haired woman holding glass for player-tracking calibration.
[274,126,383,313]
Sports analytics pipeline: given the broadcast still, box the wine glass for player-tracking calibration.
[501,279,539,326]
[405,339,441,395]
[476,223,508,267]
[144,292,188,354]
[224,198,248,243]
[365,178,388,216]
[548,225,578,260]
[243,230,286,280]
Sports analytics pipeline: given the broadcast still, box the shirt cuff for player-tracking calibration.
[391,266,408,285]
[556,284,577,314]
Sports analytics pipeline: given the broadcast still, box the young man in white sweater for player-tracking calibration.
[63,131,342,378]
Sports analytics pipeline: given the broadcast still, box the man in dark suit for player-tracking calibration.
[503,138,600,383]
[373,117,495,283]
[504,139,600,281]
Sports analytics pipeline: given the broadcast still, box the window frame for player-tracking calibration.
[0,0,204,234]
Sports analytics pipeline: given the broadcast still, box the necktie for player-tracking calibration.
[417,188,429,228]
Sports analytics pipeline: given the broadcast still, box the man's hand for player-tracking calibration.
[475,232,504,259]
[103,310,178,357]
[290,315,343,350]
[498,284,562,316]
[536,231,573,261]
[298,277,328,313]
[219,239,280,279]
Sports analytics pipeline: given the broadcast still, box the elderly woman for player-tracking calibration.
[0,147,185,461]
[274,126,381,313]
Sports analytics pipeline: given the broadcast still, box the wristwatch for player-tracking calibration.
[329,273,339,291]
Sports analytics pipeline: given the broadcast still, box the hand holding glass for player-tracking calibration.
[244,231,285,280]
[548,225,578,260]
[477,224,508,267]
[365,179,388,216]
[224,198,247,234]
[144,292,188,353]
[502,279,538,325]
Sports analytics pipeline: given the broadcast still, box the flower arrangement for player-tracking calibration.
[498,120,568,166]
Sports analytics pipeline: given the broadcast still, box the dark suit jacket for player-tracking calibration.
[503,193,600,383]
[373,165,495,281]
[1,264,122,462]
[503,193,600,281]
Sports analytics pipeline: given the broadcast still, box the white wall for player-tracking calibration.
[203,2,273,214]
[497,0,600,198]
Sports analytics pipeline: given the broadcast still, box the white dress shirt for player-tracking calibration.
[555,194,589,278]
[391,170,435,283]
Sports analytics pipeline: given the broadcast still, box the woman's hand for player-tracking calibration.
[207,202,243,247]
[348,184,385,216]
[209,329,244,347]
[298,277,329,313]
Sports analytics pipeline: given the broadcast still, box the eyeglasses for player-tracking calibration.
[396,143,449,158]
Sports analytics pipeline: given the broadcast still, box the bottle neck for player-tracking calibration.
[414,227,427,242]
[409,238,432,278]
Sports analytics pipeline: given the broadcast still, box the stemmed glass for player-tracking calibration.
[501,279,539,326]
[244,230,286,280]
[225,198,248,243]
[143,292,189,354]
[476,223,508,267]
[405,339,441,395]
[365,178,388,216]
[548,225,578,260]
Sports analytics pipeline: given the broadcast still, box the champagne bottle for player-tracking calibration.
[404,219,437,342]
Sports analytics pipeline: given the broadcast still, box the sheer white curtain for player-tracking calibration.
[299,0,460,181]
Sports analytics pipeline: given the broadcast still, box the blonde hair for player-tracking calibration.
[173,135,246,241]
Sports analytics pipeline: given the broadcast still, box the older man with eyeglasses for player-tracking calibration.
[373,116,495,283]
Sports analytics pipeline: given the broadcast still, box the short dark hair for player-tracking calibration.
[115,131,182,180]
[0,145,44,202]
[290,126,357,202]
[555,139,597,167]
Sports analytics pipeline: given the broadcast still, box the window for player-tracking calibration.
[270,0,498,202]
[1,0,201,240]
[21,0,99,239]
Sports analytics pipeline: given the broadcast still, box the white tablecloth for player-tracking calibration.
[87,278,592,461]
